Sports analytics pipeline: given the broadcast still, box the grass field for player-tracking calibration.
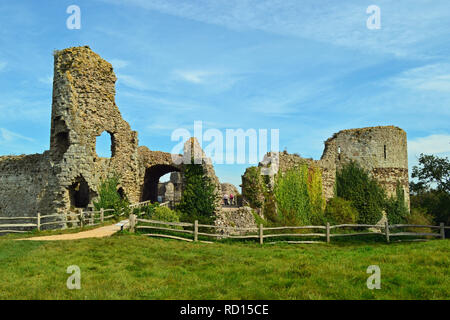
[0,233,448,299]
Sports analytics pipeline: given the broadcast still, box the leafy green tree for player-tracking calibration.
[177,163,218,224]
[411,154,450,193]
[336,161,385,224]
[410,154,450,234]
[94,173,130,217]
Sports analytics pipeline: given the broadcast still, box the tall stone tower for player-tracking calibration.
[320,126,409,206]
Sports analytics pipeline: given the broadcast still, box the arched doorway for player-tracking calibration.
[141,164,182,204]
[69,176,95,208]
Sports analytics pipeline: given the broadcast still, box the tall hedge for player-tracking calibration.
[336,161,385,224]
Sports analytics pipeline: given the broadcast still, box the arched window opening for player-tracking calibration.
[384,145,387,160]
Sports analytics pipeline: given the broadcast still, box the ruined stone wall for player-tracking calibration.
[241,126,410,213]
[49,46,141,213]
[0,153,55,218]
[0,46,223,225]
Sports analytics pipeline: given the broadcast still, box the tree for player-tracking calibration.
[177,162,218,224]
[411,154,450,193]
[93,173,130,217]
[410,154,450,232]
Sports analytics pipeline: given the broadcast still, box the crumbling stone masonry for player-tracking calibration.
[242,126,410,216]
[0,46,221,226]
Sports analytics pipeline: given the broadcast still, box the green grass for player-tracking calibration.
[0,234,448,299]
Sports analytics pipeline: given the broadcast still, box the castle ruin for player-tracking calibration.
[0,46,409,228]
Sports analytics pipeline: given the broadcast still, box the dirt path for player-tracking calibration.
[18,220,129,241]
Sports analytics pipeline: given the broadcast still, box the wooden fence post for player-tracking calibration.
[100,208,104,223]
[129,214,136,233]
[385,220,390,243]
[259,224,264,245]
[194,220,198,242]
[37,212,41,231]
[326,222,330,243]
[79,209,84,228]
[440,223,445,240]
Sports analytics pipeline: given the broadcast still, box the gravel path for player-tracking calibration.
[18,220,129,241]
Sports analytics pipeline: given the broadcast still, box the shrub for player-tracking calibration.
[324,197,359,224]
[385,182,409,224]
[336,161,385,224]
[405,208,434,234]
[94,174,130,217]
[177,162,218,225]
[151,206,181,223]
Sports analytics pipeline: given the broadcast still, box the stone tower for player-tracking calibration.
[320,126,409,205]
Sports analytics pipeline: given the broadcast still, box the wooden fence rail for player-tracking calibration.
[130,213,448,245]
[0,200,170,235]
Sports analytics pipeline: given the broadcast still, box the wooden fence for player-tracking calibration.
[0,208,115,234]
[129,214,449,244]
[0,200,171,234]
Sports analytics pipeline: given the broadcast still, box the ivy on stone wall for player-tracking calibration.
[273,165,325,226]
[385,182,409,224]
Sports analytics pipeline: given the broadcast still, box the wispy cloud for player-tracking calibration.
[389,64,450,93]
[0,61,7,71]
[0,128,34,144]
[116,74,147,90]
[409,134,450,156]
[110,59,129,69]
[174,70,212,84]
[100,0,450,58]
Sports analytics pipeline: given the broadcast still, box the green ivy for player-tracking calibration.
[385,182,409,224]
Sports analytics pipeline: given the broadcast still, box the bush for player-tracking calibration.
[336,161,385,224]
[324,197,359,224]
[405,208,434,234]
[94,174,130,217]
[151,206,181,223]
[385,182,409,224]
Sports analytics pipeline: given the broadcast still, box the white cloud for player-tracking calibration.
[100,0,450,58]
[390,64,450,93]
[0,128,34,144]
[117,74,147,90]
[109,59,129,69]
[408,134,450,177]
[408,134,450,156]
[174,70,212,84]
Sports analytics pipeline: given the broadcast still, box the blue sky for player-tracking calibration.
[1,0,450,188]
